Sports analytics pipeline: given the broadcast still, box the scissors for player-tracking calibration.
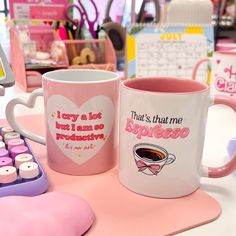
[64,0,99,39]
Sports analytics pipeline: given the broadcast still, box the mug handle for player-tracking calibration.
[0,85,5,96]
[192,58,211,82]
[201,95,236,178]
[5,88,46,145]
[166,153,176,165]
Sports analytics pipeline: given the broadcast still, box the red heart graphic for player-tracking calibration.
[216,59,221,64]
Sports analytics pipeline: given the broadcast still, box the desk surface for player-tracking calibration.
[1,87,236,235]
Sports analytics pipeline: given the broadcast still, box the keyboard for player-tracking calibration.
[0,126,48,197]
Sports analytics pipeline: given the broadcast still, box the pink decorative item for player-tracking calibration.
[0,192,94,236]
[119,77,236,198]
[6,69,120,175]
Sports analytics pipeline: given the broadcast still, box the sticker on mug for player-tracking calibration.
[133,143,176,176]
[47,95,114,165]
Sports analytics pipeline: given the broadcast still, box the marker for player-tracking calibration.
[58,25,68,40]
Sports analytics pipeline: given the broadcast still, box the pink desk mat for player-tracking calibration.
[0,115,221,235]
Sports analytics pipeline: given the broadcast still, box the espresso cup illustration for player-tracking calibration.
[133,143,175,175]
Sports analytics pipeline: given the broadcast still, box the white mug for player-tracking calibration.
[119,77,236,198]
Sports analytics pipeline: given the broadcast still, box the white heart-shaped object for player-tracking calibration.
[6,89,45,144]
[47,95,114,165]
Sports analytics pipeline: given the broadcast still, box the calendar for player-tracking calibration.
[125,24,214,80]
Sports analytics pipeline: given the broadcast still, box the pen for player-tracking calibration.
[67,28,78,59]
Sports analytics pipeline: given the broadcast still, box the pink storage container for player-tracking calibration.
[10,26,117,92]
[10,27,69,92]
[63,36,117,72]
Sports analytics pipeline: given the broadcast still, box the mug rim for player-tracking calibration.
[121,77,209,94]
[43,69,119,84]
[215,50,236,56]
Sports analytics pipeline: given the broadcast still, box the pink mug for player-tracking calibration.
[193,50,236,97]
[6,69,119,175]
[119,77,236,198]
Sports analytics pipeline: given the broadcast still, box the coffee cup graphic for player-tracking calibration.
[133,143,176,175]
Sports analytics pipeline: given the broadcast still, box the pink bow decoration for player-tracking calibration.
[135,160,161,175]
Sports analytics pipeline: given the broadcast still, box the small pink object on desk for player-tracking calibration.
[0,192,94,236]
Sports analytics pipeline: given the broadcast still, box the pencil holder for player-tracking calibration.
[63,36,117,72]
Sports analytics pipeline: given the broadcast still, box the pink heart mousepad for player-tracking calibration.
[0,115,221,235]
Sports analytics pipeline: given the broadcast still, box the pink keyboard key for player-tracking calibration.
[1,127,14,136]
[0,157,13,167]
[8,138,25,151]
[0,166,17,184]
[15,154,33,169]
[10,146,29,160]
[0,149,9,158]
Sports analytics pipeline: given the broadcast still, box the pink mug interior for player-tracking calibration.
[122,77,208,94]
[215,50,236,56]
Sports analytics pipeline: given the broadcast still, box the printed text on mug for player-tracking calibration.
[125,111,190,140]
